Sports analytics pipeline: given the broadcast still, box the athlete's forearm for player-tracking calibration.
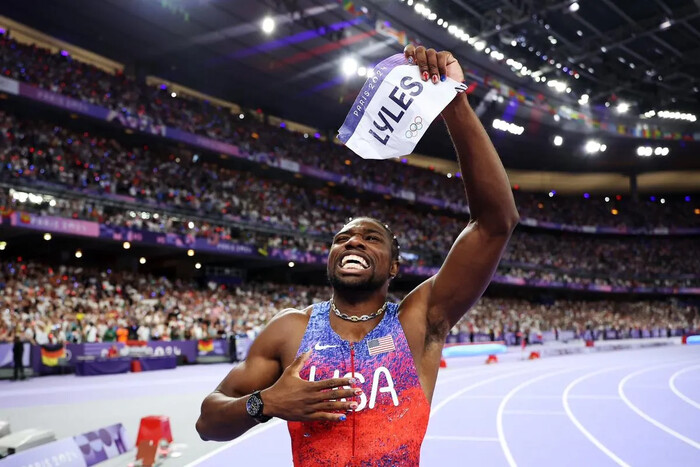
[442,93,519,235]
[196,391,261,441]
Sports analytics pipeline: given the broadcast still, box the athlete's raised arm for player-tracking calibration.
[196,309,357,441]
[403,45,519,334]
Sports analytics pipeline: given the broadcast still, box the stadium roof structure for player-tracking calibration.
[2,0,700,174]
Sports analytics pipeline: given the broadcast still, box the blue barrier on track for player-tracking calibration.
[687,335,700,345]
[442,343,508,358]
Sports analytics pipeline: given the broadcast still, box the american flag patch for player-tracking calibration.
[367,335,395,356]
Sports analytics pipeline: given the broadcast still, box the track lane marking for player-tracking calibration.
[668,364,700,411]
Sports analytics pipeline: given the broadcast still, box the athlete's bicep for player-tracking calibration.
[214,309,305,398]
[216,352,282,398]
[426,221,510,330]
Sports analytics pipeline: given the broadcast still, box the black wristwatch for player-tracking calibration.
[246,390,271,423]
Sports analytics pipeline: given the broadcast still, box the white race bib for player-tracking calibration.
[338,54,466,160]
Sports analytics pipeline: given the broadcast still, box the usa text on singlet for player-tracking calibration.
[288,301,430,466]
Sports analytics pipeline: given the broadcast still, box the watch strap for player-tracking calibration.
[248,390,271,423]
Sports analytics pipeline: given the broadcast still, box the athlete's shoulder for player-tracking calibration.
[267,304,314,327]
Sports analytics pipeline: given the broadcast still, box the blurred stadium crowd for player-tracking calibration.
[0,32,698,345]
[0,260,696,345]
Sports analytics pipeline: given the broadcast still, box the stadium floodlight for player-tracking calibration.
[288,262,295,268]
[123,241,131,250]
[75,250,83,259]
[195,262,202,270]
[0,241,5,250]
[139,257,147,265]
[616,102,630,114]
[585,140,602,154]
[342,57,359,76]
[43,233,52,241]
[547,80,567,93]
[474,40,486,51]
[262,16,275,34]
[637,146,653,157]
[553,135,563,146]
[492,119,524,135]
[187,249,195,257]
[569,2,580,12]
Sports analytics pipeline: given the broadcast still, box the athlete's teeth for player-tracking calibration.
[341,254,368,268]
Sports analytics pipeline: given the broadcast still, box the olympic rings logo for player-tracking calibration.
[405,116,423,138]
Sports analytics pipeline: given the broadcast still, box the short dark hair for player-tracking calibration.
[344,217,400,263]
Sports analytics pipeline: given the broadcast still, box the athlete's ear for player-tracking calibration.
[389,261,399,279]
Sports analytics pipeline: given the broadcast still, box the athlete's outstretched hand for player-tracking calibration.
[262,350,361,422]
[404,44,464,85]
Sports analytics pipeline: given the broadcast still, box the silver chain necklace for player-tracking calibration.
[330,298,388,322]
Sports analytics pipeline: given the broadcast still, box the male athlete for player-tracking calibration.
[196,45,519,466]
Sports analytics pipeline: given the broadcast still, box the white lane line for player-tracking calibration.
[569,395,621,400]
[436,364,508,385]
[458,394,620,400]
[0,376,220,398]
[426,435,499,442]
[669,365,700,411]
[504,410,566,416]
[563,366,630,467]
[619,365,700,450]
[184,419,284,466]
[431,368,536,418]
[497,367,578,467]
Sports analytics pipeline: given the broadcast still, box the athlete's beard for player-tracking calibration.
[327,267,386,293]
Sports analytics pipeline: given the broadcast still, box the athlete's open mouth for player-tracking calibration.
[339,254,370,271]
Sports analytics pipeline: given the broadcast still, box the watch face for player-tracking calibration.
[247,394,262,416]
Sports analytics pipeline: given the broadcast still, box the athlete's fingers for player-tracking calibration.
[308,412,348,422]
[312,377,353,390]
[404,44,416,64]
[437,51,449,81]
[313,387,361,402]
[426,48,439,84]
[312,400,358,412]
[288,349,312,376]
[415,46,429,81]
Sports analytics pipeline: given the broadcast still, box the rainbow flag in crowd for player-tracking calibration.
[41,344,66,366]
[198,339,214,354]
[341,0,356,14]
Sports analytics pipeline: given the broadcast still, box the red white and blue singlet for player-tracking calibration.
[288,301,430,466]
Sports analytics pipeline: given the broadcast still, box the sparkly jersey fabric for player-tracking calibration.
[288,301,430,466]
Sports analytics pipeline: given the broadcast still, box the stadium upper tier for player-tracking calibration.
[0,34,698,231]
[1,110,699,290]
[0,260,696,346]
